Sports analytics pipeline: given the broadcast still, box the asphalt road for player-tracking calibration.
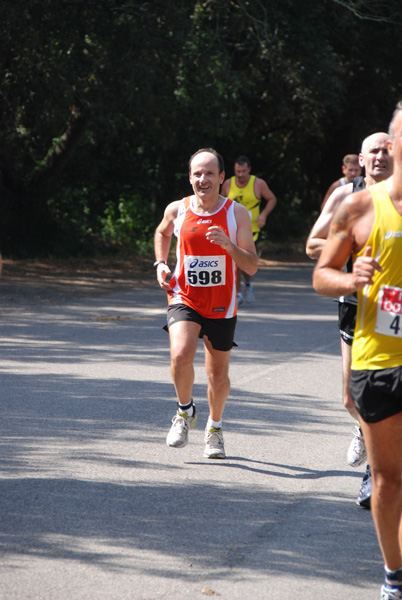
[0,262,383,600]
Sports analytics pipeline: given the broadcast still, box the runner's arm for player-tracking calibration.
[321,180,340,209]
[154,201,180,290]
[306,184,353,260]
[256,178,277,229]
[313,193,380,297]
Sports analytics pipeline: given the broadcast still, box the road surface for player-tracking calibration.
[0,262,382,599]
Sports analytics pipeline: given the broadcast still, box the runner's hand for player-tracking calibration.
[157,263,172,290]
[352,246,382,290]
[206,226,231,250]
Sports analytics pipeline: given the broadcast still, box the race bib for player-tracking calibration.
[375,285,402,338]
[184,255,226,287]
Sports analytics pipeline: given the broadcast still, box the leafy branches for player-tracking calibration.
[329,0,402,24]
[0,0,402,255]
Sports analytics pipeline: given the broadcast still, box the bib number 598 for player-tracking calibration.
[187,270,222,286]
[184,255,226,287]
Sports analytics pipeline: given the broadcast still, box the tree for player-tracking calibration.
[0,0,402,255]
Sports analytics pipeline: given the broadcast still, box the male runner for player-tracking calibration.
[221,155,276,304]
[321,153,362,209]
[154,148,257,458]
[313,102,402,600]
[306,132,393,507]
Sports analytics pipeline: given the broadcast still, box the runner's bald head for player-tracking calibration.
[189,148,224,174]
[360,132,389,154]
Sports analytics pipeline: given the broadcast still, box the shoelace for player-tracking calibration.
[206,431,223,447]
[352,432,363,450]
[172,414,189,430]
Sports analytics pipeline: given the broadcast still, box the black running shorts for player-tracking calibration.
[164,304,237,352]
[338,301,356,345]
[350,365,402,423]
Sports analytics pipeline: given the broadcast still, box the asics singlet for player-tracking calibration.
[168,196,238,319]
[352,181,402,370]
[228,176,260,239]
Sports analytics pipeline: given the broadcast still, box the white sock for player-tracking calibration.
[178,401,194,417]
[207,417,222,430]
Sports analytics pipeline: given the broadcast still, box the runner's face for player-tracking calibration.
[234,163,251,184]
[189,153,224,199]
[361,134,393,180]
[342,163,361,180]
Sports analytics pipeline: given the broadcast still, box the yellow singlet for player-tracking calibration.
[228,175,260,240]
[352,181,402,370]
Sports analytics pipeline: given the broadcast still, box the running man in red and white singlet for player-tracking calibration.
[167,194,238,319]
[154,148,257,459]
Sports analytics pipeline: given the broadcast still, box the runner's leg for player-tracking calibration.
[359,412,402,570]
[169,320,201,405]
[203,336,231,422]
[341,338,359,419]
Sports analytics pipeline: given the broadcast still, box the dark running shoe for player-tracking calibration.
[356,464,371,509]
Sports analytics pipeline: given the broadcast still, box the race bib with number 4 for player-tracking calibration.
[184,255,226,287]
[375,285,402,338]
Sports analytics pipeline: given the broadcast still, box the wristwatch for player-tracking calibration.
[153,260,167,268]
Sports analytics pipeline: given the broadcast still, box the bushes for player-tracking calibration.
[100,192,154,254]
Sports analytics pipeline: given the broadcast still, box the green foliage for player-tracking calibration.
[100,192,154,254]
[0,0,402,256]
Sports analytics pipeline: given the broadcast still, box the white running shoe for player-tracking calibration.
[204,427,226,459]
[166,405,198,448]
[237,293,244,307]
[347,425,367,467]
[244,282,255,303]
[381,585,402,599]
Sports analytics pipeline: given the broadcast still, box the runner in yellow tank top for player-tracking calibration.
[221,155,277,303]
[227,174,260,240]
[352,180,402,370]
[312,102,402,600]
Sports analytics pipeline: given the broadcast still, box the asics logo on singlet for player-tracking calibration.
[385,230,402,240]
[197,219,212,224]
[189,258,219,268]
